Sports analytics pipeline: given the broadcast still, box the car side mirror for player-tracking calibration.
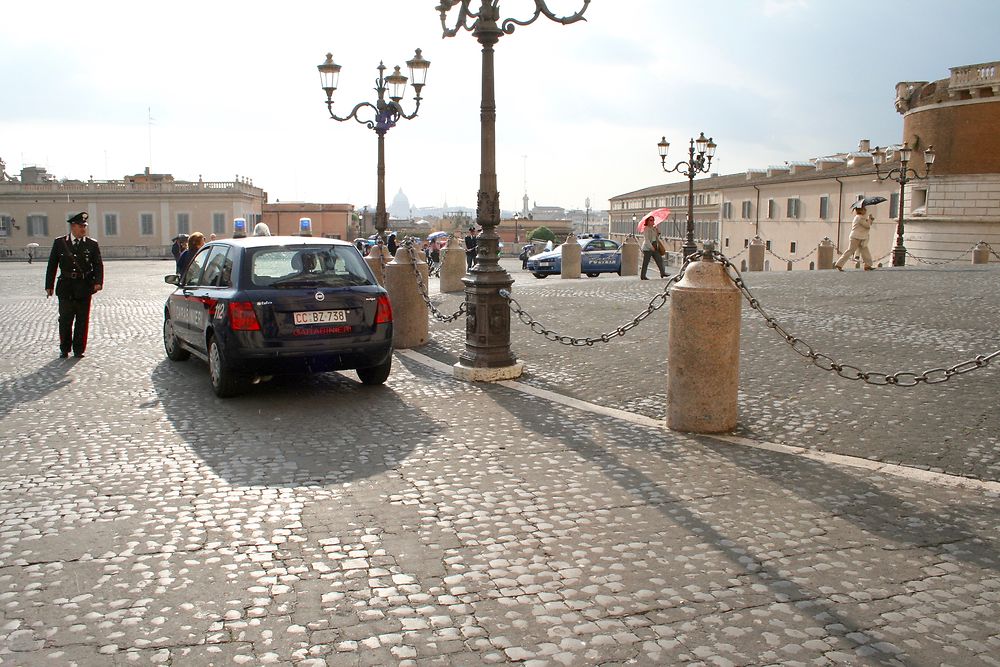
[164,274,180,286]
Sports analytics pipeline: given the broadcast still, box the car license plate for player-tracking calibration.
[293,310,347,325]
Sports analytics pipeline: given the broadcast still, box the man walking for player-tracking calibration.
[45,212,104,358]
[464,226,478,271]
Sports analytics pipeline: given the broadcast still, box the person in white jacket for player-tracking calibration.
[835,206,876,271]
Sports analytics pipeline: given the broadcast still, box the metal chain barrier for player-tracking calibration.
[712,250,1000,386]
[765,245,819,265]
[905,245,976,265]
[984,241,1000,260]
[500,254,699,346]
[403,242,466,323]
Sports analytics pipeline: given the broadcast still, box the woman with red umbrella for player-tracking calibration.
[638,208,669,280]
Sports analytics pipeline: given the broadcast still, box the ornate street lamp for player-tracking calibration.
[318,50,430,241]
[439,0,590,379]
[657,132,717,259]
[871,143,936,267]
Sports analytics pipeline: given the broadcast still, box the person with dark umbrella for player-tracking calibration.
[44,212,104,358]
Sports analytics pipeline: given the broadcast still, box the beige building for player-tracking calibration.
[610,59,1000,270]
[261,203,353,239]
[0,165,267,258]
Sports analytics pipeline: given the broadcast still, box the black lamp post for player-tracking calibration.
[871,143,936,267]
[439,0,590,375]
[657,132,717,259]
[318,50,430,241]
[513,212,521,243]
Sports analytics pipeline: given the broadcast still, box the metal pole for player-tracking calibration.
[457,10,519,372]
[376,132,387,240]
[684,140,697,259]
[892,177,906,267]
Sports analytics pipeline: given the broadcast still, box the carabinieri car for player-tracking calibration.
[163,236,393,397]
[525,236,622,278]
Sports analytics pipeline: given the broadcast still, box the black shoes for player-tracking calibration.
[59,351,69,358]
[640,276,649,280]
[74,352,85,358]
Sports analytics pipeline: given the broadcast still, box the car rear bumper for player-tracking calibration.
[225,327,393,374]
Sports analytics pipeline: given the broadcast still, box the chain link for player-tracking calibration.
[501,254,700,346]
[404,242,467,323]
[905,245,976,265]
[979,241,1000,261]
[765,245,819,265]
[712,250,1000,386]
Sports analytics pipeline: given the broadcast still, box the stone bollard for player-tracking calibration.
[972,241,990,264]
[816,237,835,270]
[561,234,581,279]
[666,253,741,433]
[383,246,429,349]
[439,237,467,293]
[747,236,765,272]
[620,235,640,276]
[366,245,391,285]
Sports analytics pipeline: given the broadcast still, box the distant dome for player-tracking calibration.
[389,188,411,219]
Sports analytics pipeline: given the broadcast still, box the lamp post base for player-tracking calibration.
[682,241,698,260]
[453,361,524,382]
[892,245,906,267]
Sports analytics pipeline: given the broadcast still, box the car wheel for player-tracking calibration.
[357,355,392,385]
[585,272,600,278]
[533,273,548,279]
[163,316,190,361]
[209,336,241,398]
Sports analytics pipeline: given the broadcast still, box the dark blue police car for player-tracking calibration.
[163,236,393,397]
[525,236,622,278]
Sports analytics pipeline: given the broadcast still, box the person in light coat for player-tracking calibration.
[835,205,875,271]
[640,217,667,279]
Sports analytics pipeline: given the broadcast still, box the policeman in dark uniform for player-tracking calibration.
[45,212,104,358]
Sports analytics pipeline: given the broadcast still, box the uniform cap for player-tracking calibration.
[67,212,89,225]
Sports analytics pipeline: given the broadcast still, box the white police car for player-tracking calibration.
[525,236,622,278]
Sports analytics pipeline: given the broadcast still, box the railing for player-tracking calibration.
[949,61,999,91]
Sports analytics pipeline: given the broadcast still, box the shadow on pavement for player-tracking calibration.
[150,358,431,488]
[0,358,77,420]
[481,384,999,656]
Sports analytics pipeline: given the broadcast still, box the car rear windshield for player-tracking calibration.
[249,245,374,289]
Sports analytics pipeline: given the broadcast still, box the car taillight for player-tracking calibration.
[375,295,392,324]
[229,301,261,331]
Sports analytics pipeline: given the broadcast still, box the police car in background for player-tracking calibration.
[525,235,622,278]
[163,236,393,397]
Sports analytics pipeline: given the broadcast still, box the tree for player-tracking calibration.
[527,226,556,243]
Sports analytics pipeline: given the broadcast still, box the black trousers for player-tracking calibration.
[58,292,93,355]
[641,250,666,278]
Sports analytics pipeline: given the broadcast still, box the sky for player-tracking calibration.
[2,0,998,215]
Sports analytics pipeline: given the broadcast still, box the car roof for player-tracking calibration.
[211,236,354,249]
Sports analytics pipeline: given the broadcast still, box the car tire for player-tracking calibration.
[533,273,548,279]
[163,316,190,361]
[208,336,241,398]
[357,355,392,385]
[585,272,600,278]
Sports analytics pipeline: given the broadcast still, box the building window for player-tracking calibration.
[177,213,190,235]
[721,202,732,219]
[213,212,226,235]
[790,241,797,253]
[724,237,730,247]
[744,238,750,248]
[767,199,777,219]
[765,240,772,251]
[741,200,752,219]
[911,188,928,212]
[819,196,829,220]
[889,192,899,218]
[104,213,119,236]
[27,214,49,237]
[786,198,801,219]
[140,213,154,236]
[0,214,11,237]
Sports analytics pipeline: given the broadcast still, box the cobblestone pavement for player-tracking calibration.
[1,259,998,666]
